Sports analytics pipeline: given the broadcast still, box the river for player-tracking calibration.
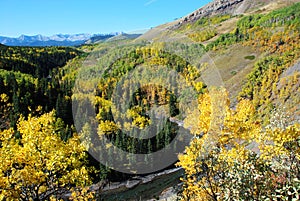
[92,167,183,201]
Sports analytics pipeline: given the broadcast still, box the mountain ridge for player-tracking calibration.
[0,33,121,46]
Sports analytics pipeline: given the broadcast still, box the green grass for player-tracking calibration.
[244,55,256,60]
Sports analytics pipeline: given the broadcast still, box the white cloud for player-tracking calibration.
[144,0,157,6]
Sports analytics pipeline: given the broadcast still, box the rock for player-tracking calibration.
[176,0,244,27]
[171,0,274,29]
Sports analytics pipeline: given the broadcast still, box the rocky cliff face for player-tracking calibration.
[188,0,243,18]
[173,0,273,28]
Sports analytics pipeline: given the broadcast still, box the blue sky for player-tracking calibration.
[0,0,211,37]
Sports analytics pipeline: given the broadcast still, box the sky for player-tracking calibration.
[0,0,211,37]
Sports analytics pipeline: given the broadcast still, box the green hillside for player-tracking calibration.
[0,45,81,131]
[174,2,300,122]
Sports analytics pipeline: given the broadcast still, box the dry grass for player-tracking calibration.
[202,17,240,45]
[205,44,263,101]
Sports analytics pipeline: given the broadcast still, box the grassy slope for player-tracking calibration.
[190,2,298,101]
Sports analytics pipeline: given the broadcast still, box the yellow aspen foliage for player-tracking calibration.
[126,106,151,129]
[197,92,212,134]
[259,124,300,161]
[177,90,300,200]
[98,120,119,136]
[178,88,229,200]
[193,81,206,94]
[0,111,92,200]
[223,99,260,144]
[70,187,96,201]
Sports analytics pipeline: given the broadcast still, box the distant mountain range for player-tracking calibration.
[0,33,123,46]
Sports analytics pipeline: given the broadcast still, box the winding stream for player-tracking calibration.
[95,167,183,201]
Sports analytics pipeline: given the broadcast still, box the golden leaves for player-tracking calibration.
[177,90,300,200]
[98,120,119,136]
[0,111,92,200]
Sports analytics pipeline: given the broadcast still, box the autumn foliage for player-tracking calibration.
[0,111,93,200]
[177,89,300,200]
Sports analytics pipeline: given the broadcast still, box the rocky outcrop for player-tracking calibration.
[172,0,274,29]
[172,0,244,28]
